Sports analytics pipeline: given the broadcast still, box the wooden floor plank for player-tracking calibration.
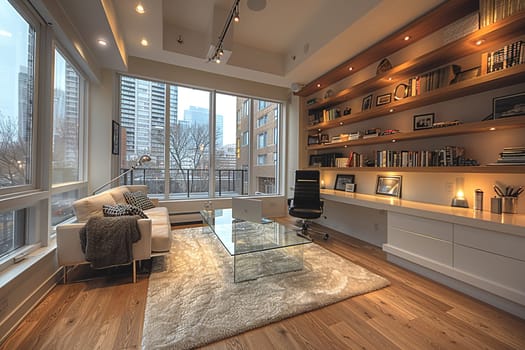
[2,222,525,350]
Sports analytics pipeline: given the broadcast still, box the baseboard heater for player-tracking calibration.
[169,211,202,225]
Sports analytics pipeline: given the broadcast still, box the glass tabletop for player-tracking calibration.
[201,208,311,256]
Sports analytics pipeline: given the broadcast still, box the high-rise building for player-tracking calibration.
[183,105,224,146]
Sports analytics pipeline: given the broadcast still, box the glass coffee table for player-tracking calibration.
[201,208,312,282]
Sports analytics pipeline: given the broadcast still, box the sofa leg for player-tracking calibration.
[132,260,136,283]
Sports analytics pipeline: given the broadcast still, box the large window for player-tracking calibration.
[118,76,283,198]
[0,0,36,258]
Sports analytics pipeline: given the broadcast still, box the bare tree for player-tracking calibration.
[0,114,28,186]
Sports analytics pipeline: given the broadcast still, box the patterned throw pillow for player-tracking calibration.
[102,204,149,219]
[123,191,155,210]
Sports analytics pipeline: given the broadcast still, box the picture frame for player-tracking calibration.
[362,94,373,111]
[413,113,435,130]
[112,120,120,155]
[493,91,525,119]
[375,175,402,198]
[376,93,392,106]
[345,183,356,192]
[334,174,355,191]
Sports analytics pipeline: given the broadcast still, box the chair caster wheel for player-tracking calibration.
[323,234,329,240]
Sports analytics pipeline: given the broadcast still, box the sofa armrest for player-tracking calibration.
[150,198,160,207]
[56,219,152,267]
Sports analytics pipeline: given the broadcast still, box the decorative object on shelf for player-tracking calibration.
[380,129,400,136]
[306,98,318,105]
[376,58,392,75]
[319,133,329,143]
[343,106,351,115]
[345,183,356,192]
[324,89,334,99]
[493,91,525,119]
[375,175,402,198]
[450,66,480,84]
[363,128,380,139]
[307,134,320,145]
[493,146,525,165]
[451,177,468,208]
[413,113,435,130]
[362,94,373,111]
[112,120,120,155]
[376,93,392,106]
[334,174,355,191]
[474,189,484,211]
[432,120,462,128]
[394,83,409,100]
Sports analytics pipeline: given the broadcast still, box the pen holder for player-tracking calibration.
[502,197,517,214]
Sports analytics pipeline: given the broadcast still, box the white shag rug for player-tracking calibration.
[142,227,389,349]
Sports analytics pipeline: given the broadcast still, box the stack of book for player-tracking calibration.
[347,152,364,167]
[495,146,525,165]
[483,40,524,74]
[480,0,525,27]
[307,107,341,125]
[374,146,473,168]
[408,65,460,96]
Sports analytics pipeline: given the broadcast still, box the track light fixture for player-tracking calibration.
[209,0,240,64]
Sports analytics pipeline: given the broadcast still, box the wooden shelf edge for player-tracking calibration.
[308,165,525,174]
[307,115,525,150]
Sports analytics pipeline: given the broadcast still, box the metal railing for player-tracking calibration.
[119,167,248,198]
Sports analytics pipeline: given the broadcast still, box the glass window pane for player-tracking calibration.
[0,1,35,189]
[119,76,166,195]
[52,50,81,184]
[168,85,210,198]
[252,99,279,195]
[0,209,25,258]
[215,93,246,197]
[51,189,79,226]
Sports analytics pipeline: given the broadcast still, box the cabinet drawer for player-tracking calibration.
[454,225,525,261]
[389,212,453,242]
[454,244,525,293]
[388,227,453,265]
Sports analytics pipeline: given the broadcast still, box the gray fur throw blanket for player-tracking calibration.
[79,216,141,269]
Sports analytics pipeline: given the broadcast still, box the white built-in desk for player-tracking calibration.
[320,189,525,319]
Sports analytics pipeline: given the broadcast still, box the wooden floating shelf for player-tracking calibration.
[308,165,525,174]
[305,10,525,114]
[307,115,525,150]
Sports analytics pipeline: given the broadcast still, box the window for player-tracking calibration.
[51,49,86,226]
[257,132,267,149]
[257,154,266,165]
[118,76,283,198]
[0,1,35,191]
[0,209,25,259]
[258,100,267,110]
[257,114,268,128]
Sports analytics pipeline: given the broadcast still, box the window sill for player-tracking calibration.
[0,240,57,289]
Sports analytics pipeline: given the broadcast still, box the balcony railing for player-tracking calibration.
[119,167,248,198]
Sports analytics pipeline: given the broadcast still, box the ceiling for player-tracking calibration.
[59,0,446,88]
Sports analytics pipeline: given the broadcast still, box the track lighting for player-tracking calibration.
[208,0,240,63]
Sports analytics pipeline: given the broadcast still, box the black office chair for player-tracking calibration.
[288,170,328,240]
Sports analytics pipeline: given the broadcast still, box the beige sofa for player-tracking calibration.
[56,185,172,283]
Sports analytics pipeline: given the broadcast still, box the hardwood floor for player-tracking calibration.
[2,221,525,350]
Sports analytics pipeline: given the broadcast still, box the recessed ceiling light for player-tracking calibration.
[489,127,496,131]
[135,3,145,14]
[348,66,353,71]
[388,77,392,81]
[140,38,149,46]
[389,109,395,113]
[316,83,321,88]
[97,39,108,46]
[404,35,411,41]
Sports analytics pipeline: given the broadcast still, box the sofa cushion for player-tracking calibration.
[124,191,155,210]
[108,186,130,204]
[73,192,117,223]
[103,204,148,219]
[144,206,172,252]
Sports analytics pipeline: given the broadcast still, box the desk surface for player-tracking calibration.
[320,189,525,236]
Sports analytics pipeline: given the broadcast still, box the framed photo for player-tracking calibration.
[493,92,525,119]
[345,183,356,192]
[376,93,392,106]
[376,175,402,198]
[112,120,120,155]
[362,94,373,111]
[413,113,435,130]
[334,174,355,191]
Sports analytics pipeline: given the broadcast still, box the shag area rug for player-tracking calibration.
[142,227,390,349]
